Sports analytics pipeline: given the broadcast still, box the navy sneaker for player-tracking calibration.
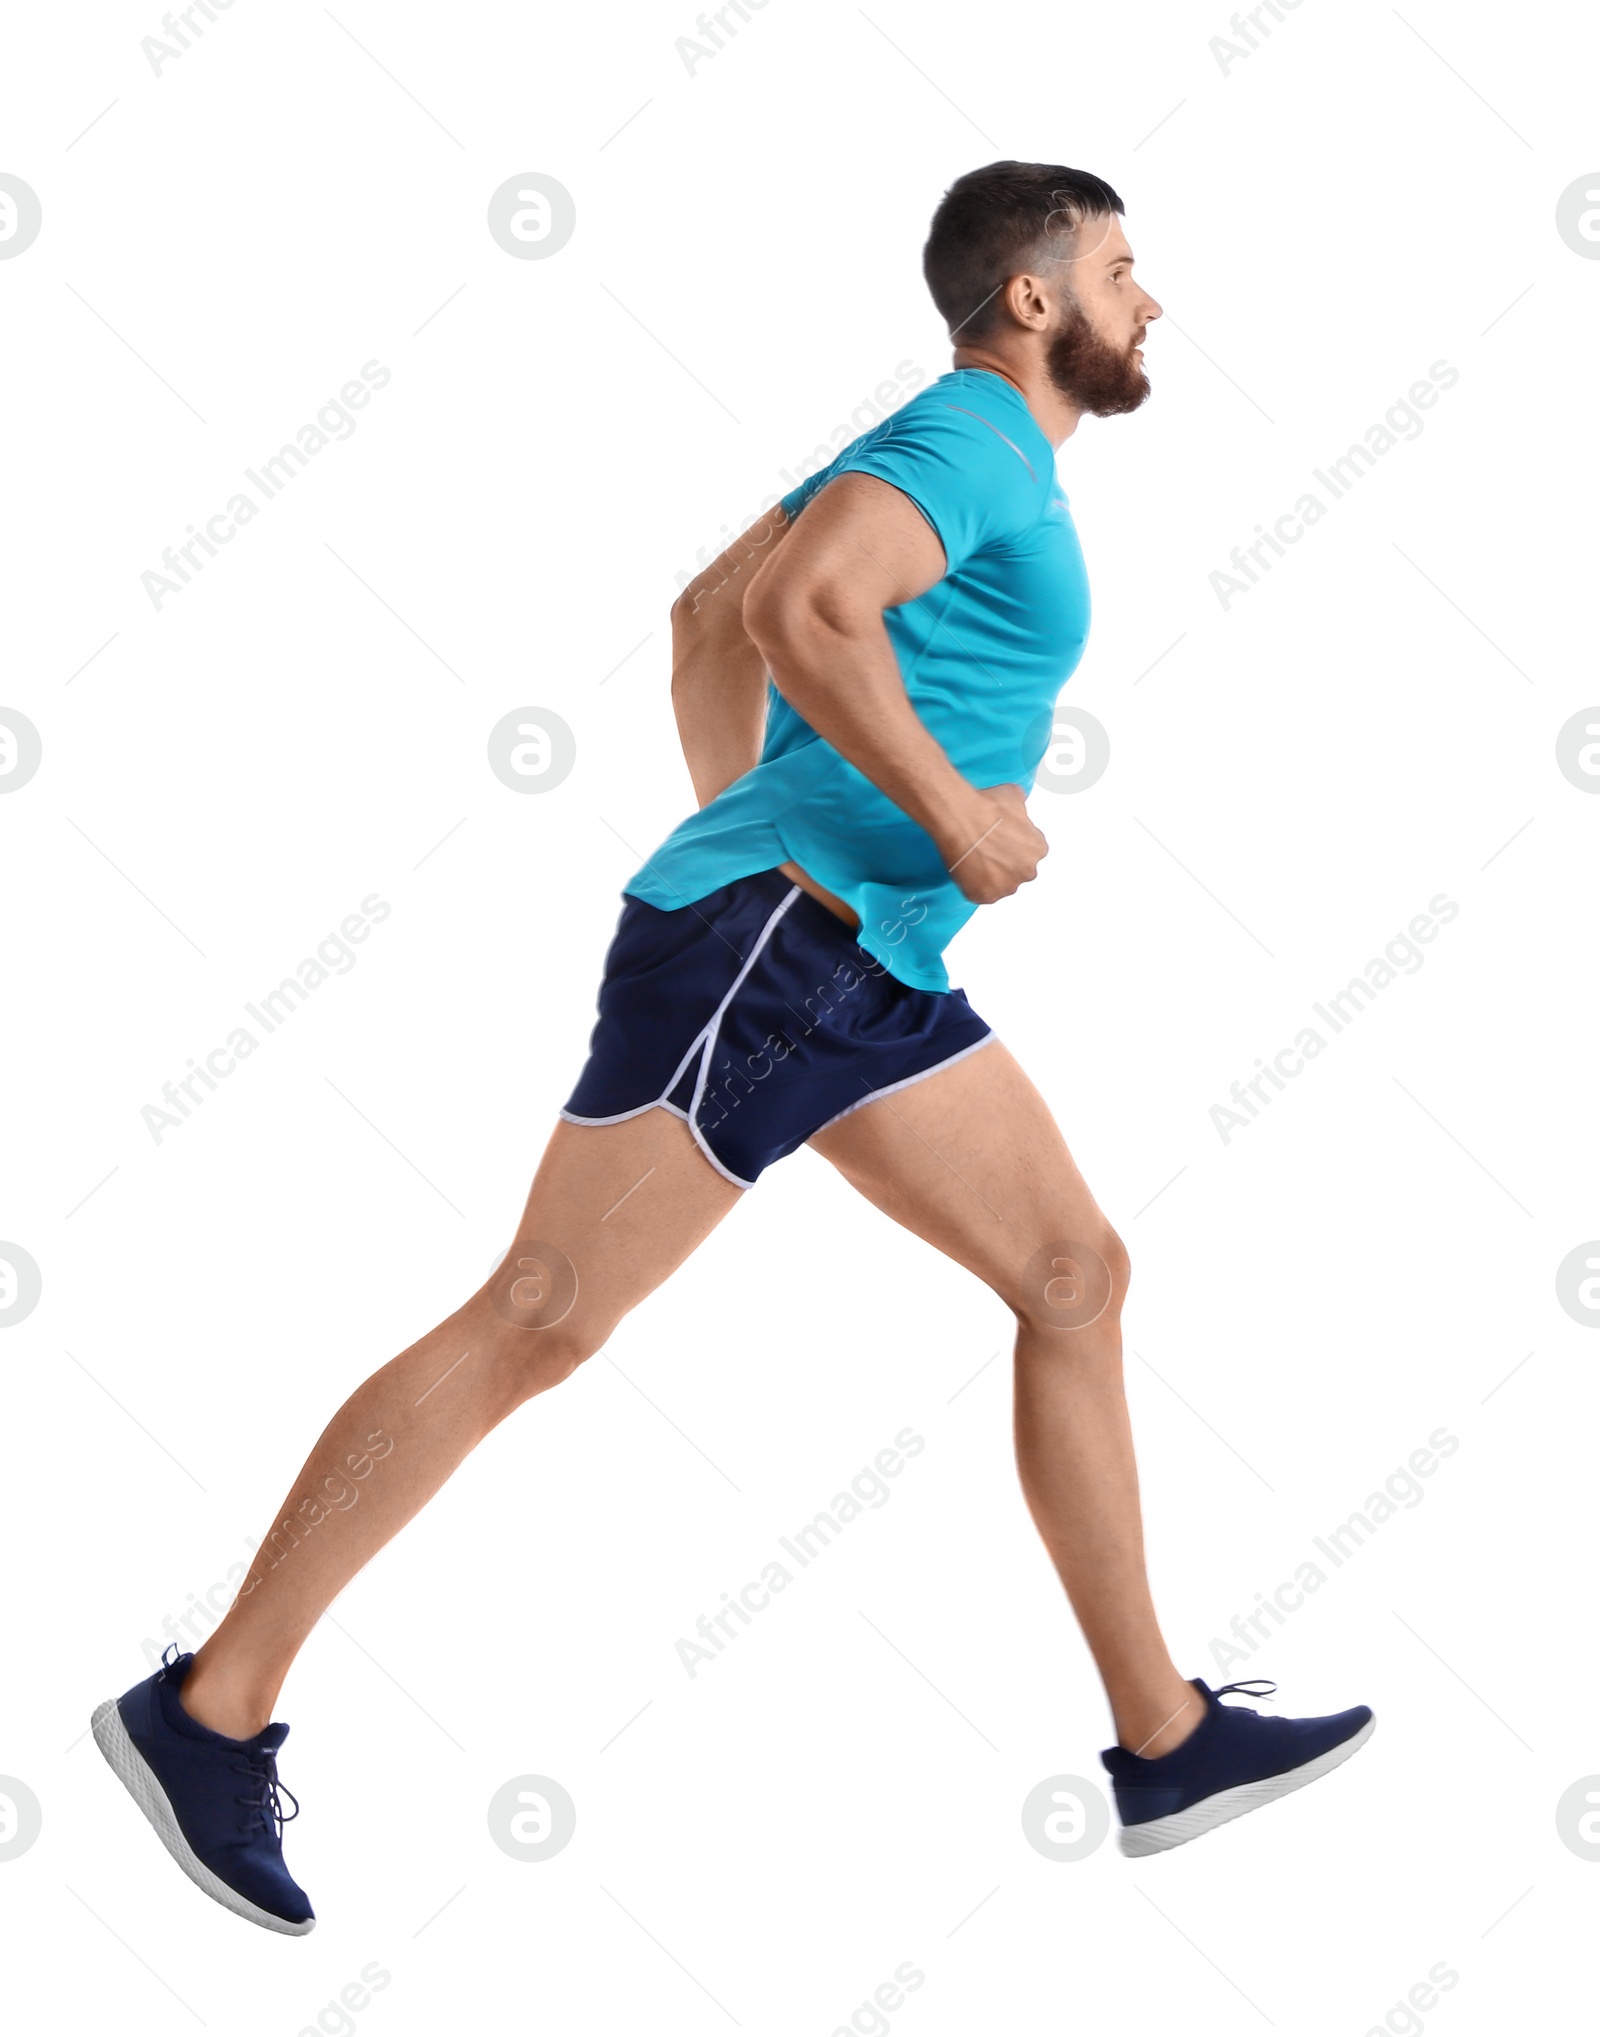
[1101,1676,1374,1856]
[91,1645,315,1934]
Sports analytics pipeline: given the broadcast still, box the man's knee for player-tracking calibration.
[1100,1227,1132,1306]
[474,1302,608,1406]
[519,1314,607,1389]
[1008,1224,1130,1337]
[525,1317,600,1382]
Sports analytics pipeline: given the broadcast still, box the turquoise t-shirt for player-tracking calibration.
[625,367,1093,993]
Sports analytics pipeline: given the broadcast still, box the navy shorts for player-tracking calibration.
[561,867,996,1187]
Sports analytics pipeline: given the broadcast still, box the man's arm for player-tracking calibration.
[741,472,1047,904]
[668,505,792,809]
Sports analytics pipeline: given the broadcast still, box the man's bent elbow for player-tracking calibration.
[745,580,861,669]
[673,576,737,635]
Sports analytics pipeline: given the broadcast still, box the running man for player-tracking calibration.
[92,161,1373,1931]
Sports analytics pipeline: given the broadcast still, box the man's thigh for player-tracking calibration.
[806,1040,1126,1316]
[488,1106,745,1346]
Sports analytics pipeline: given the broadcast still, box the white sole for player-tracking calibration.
[90,1698,315,1935]
[1118,1713,1377,1857]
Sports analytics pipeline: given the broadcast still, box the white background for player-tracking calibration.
[3,0,1597,2030]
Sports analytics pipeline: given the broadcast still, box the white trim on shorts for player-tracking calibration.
[559,885,803,1190]
[804,1028,999,1141]
[559,884,999,1189]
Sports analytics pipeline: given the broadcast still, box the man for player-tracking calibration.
[91,161,1373,1932]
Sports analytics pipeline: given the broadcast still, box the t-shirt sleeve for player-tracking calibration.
[778,398,1044,577]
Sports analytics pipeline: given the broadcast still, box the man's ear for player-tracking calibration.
[1001,267,1054,333]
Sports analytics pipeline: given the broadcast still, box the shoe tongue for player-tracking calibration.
[248,1721,290,1754]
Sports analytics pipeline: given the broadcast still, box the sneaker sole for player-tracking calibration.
[90,1698,315,1935]
[1118,1712,1377,1857]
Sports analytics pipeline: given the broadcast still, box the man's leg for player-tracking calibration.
[808,1038,1201,1759]
[179,1107,743,1739]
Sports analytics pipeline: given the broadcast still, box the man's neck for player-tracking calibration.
[949,347,1081,448]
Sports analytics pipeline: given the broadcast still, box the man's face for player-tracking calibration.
[1042,216,1161,416]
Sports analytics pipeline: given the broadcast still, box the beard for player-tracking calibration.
[1045,296,1150,415]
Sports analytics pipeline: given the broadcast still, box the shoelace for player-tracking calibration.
[157,1646,300,1840]
[232,1750,300,1841]
[1214,1678,1278,1708]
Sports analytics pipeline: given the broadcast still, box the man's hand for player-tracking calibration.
[938,783,1048,904]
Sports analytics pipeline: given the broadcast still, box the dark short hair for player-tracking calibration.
[923,161,1125,341]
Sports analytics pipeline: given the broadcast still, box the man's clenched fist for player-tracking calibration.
[940,783,1049,905]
